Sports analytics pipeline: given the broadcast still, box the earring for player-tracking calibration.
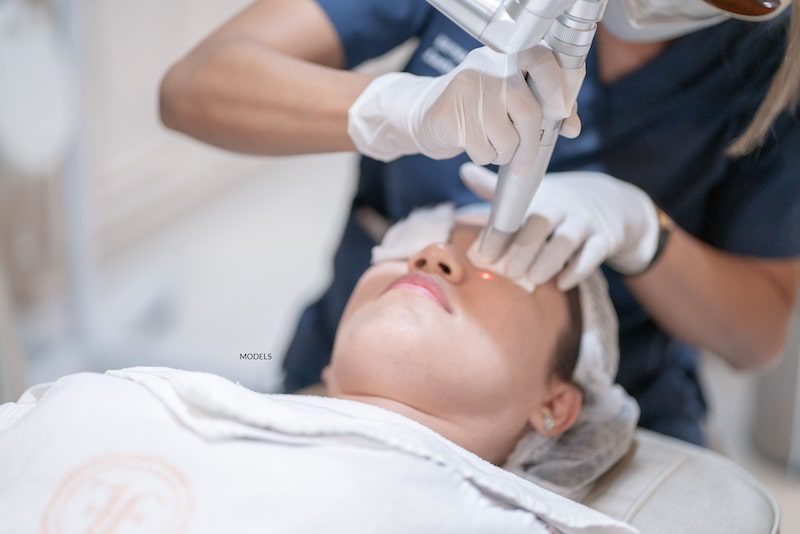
[543,411,555,432]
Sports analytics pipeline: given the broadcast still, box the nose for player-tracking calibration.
[408,244,465,284]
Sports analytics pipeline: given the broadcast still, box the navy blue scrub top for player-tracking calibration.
[282,0,800,445]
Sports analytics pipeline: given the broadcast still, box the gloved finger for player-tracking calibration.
[505,75,543,176]
[484,110,520,166]
[505,208,564,278]
[465,132,499,167]
[482,79,519,165]
[459,163,498,201]
[556,234,610,290]
[560,103,581,139]
[528,216,591,286]
[505,241,538,280]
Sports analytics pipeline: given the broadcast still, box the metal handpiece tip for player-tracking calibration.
[476,227,514,264]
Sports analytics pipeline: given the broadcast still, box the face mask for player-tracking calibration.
[602,0,791,42]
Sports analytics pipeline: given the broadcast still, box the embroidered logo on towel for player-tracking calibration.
[43,453,193,533]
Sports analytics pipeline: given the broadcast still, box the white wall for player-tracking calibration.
[84,0,263,255]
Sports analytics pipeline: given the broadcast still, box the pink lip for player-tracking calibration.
[385,273,452,313]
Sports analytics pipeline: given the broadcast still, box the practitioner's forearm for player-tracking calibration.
[160,40,370,155]
[159,0,371,155]
[626,228,799,369]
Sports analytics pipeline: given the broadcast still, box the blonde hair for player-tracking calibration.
[727,2,800,156]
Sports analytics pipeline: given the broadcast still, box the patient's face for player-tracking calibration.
[327,224,570,426]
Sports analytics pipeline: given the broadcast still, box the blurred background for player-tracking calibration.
[0,0,798,527]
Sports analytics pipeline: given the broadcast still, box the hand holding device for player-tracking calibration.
[347,45,581,176]
[460,163,661,290]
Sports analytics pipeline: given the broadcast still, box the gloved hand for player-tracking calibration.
[348,45,582,177]
[459,163,660,290]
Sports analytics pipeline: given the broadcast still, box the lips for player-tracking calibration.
[385,272,452,313]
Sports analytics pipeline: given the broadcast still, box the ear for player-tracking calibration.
[528,380,583,438]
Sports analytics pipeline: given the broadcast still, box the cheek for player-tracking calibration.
[456,295,551,396]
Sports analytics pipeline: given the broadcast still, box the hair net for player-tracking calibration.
[502,270,640,500]
[370,203,640,500]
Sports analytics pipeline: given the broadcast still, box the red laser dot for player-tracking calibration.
[480,272,493,281]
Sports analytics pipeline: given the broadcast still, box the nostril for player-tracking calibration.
[414,258,427,269]
[438,262,451,275]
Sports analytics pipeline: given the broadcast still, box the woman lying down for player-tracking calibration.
[0,204,640,534]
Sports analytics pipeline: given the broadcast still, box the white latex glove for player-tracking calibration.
[459,163,660,290]
[348,45,582,177]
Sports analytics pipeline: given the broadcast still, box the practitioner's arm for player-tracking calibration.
[159,0,371,154]
[626,230,799,369]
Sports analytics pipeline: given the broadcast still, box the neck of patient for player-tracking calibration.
[332,392,527,465]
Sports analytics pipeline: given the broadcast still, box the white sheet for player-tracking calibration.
[0,368,637,533]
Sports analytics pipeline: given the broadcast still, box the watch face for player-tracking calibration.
[657,208,675,230]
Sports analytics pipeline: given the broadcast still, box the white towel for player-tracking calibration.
[0,368,637,534]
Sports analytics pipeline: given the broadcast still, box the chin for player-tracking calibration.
[331,302,449,392]
[338,308,431,363]
[357,295,443,336]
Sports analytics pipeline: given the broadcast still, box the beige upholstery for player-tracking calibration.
[584,429,780,533]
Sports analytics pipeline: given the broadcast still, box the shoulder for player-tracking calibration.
[316,0,434,68]
[708,14,797,146]
[715,15,790,84]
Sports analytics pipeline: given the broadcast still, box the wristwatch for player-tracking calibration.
[639,207,676,275]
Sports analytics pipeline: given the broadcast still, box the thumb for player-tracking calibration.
[459,163,498,201]
[560,102,581,139]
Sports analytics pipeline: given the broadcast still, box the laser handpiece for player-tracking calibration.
[426,0,608,261]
